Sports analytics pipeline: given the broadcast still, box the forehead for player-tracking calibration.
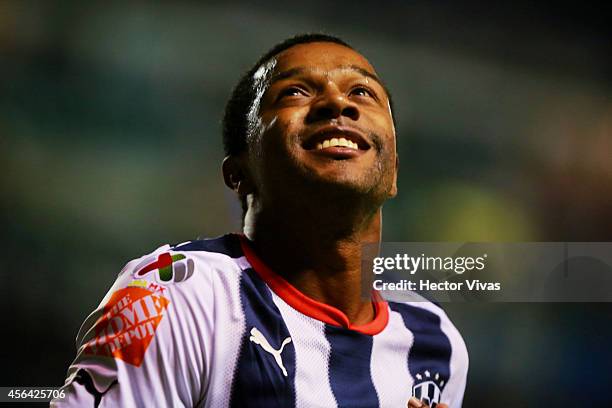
[271,42,377,77]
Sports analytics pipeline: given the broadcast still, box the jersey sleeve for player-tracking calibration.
[52,245,215,408]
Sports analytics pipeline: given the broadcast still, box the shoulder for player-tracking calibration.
[385,291,459,333]
[388,299,455,329]
[170,233,244,258]
[71,235,246,369]
[59,234,249,407]
[111,234,245,292]
[77,234,245,345]
[387,299,468,362]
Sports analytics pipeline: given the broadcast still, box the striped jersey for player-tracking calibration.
[54,234,468,407]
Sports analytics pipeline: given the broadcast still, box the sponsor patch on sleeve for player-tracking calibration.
[83,286,170,367]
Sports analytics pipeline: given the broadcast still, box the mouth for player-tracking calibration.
[302,125,371,154]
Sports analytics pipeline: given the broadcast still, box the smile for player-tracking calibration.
[303,125,371,151]
[316,138,359,150]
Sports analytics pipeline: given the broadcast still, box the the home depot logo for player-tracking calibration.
[83,286,170,366]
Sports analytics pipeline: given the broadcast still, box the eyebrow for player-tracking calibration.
[268,65,384,88]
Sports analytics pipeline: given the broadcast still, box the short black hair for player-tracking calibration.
[222,33,395,157]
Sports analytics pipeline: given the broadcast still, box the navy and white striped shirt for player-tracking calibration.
[55,234,468,407]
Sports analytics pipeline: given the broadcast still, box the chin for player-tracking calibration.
[288,160,388,196]
[310,173,384,198]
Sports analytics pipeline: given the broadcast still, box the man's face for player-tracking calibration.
[246,41,397,208]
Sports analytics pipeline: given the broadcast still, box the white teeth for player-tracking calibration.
[316,138,359,150]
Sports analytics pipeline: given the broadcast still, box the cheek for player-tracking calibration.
[261,112,303,153]
[382,126,397,156]
[379,113,396,142]
[254,122,298,179]
[363,106,395,144]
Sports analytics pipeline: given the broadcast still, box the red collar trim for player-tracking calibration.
[238,235,388,336]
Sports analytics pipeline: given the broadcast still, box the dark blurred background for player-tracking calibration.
[1,1,611,406]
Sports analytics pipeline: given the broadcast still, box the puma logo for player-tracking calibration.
[249,327,292,377]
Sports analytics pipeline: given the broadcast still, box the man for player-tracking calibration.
[54,34,468,408]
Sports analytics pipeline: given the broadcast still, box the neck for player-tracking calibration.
[243,197,382,326]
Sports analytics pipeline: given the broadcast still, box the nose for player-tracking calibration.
[307,89,359,123]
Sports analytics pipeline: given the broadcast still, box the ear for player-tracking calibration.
[222,154,254,196]
[389,154,398,198]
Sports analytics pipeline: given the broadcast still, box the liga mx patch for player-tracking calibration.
[83,287,170,366]
[134,252,194,283]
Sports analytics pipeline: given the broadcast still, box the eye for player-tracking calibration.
[349,86,375,98]
[277,86,308,100]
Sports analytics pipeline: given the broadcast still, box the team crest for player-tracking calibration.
[412,370,445,407]
[133,252,194,283]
